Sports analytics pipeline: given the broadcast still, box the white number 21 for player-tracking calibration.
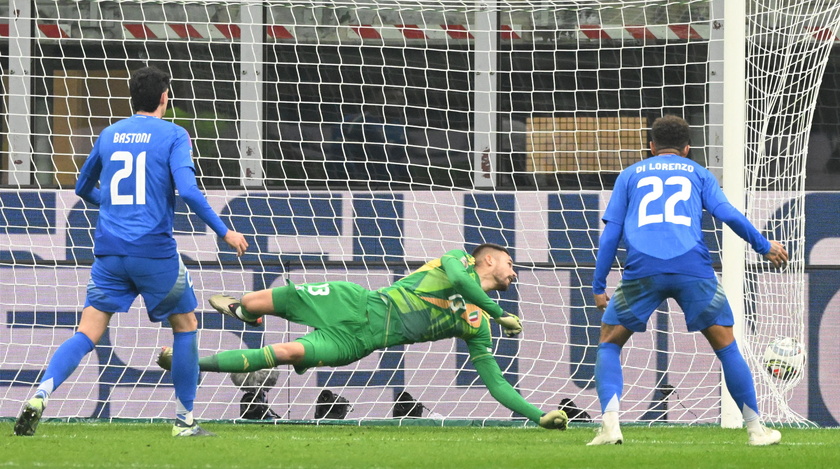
[110,151,146,205]
[637,176,692,227]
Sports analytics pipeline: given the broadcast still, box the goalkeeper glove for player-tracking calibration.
[539,410,568,431]
[156,346,173,371]
[495,313,522,337]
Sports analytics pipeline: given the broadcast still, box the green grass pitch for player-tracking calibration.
[2,421,838,468]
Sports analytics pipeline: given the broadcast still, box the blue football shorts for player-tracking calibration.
[85,254,198,322]
[601,273,733,332]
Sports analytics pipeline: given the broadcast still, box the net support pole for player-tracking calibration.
[472,0,497,188]
[7,0,33,186]
[239,1,265,186]
[720,0,747,429]
[706,2,724,184]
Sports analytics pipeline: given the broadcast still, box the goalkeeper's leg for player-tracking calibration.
[158,329,364,376]
[223,285,315,324]
[207,287,292,327]
[209,293,265,327]
[157,342,304,373]
[209,284,328,327]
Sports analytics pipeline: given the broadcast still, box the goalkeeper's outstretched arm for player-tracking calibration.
[472,356,567,430]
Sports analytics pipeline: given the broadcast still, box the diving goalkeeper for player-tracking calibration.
[158,243,567,430]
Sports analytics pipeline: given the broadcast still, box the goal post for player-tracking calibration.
[720,0,748,429]
[0,0,835,427]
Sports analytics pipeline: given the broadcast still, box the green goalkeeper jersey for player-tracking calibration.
[368,249,544,423]
[373,249,505,349]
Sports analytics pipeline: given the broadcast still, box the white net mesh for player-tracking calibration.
[0,0,830,426]
[742,0,840,426]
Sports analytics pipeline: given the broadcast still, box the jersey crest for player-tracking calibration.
[460,305,483,328]
[418,295,484,329]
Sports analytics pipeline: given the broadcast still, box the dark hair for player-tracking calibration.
[129,66,170,113]
[650,115,690,153]
[471,243,510,261]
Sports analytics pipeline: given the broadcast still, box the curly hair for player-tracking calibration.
[650,115,690,153]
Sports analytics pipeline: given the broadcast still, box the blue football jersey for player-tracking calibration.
[602,154,730,280]
[77,114,194,258]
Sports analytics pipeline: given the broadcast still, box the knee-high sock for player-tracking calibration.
[715,340,760,421]
[172,331,199,421]
[35,332,96,400]
[595,342,623,414]
[198,346,278,373]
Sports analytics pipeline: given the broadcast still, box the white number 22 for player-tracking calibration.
[110,151,146,205]
[637,176,692,227]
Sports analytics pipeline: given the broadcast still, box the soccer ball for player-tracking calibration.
[763,337,805,380]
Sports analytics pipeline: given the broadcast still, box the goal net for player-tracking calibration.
[741,0,840,426]
[0,0,834,427]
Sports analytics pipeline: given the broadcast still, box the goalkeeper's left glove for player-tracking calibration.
[494,313,522,337]
[539,410,568,431]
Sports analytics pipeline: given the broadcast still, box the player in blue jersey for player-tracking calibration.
[588,115,789,446]
[14,66,249,437]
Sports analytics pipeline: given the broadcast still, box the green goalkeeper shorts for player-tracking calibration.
[270,281,385,374]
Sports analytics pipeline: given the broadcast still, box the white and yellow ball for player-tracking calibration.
[763,337,805,380]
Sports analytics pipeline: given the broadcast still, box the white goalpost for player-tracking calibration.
[1,0,837,427]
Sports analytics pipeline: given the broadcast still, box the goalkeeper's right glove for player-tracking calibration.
[494,313,522,337]
[539,410,568,431]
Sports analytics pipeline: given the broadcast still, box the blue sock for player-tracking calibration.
[171,330,199,423]
[715,340,760,420]
[595,342,623,413]
[35,332,96,400]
